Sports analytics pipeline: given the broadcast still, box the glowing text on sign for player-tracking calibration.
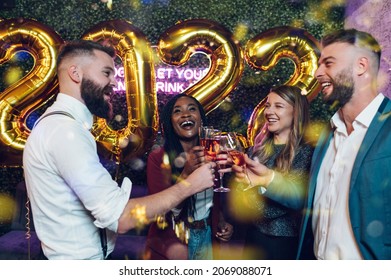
[114,66,209,94]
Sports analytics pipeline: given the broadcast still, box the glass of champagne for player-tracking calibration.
[214,132,230,192]
[199,126,220,187]
[225,132,253,190]
[199,126,218,160]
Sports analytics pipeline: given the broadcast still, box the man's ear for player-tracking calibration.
[68,65,81,83]
[356,56,369,77]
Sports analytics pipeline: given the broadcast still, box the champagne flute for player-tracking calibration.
[199,126,213,147]
[214,132,230,192]
[199,126,218,161]
[199,126,220,187]
[225,132,253,190]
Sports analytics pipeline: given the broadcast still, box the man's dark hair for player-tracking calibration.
[321,29,381,68]
[56,40,116,69]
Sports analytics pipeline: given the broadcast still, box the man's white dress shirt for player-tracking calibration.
[23,94,132,259]
[312,94,384,259]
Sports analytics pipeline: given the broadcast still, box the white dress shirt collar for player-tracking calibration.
[330,93,385,134]
[47,93,94,130]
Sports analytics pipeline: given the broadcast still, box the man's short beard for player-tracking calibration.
[323,68,354,108]
[81,78,113,120]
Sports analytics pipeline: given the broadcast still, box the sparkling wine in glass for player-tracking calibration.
[202,136,220,161]
[199,126,213,145]
[200,126,219,160]
[199,126,220,187]
[228,150,245,166]
[225,132,253,190]
[214,133,230,192]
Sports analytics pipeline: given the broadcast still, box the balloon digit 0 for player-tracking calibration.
[82,20,158,163]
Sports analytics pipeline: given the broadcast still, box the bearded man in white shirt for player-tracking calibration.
[23,40,216,260]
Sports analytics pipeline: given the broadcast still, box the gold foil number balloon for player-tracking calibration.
[82,20,158,163]
[245,26,321,145]
[0,18,64,165]
[157,18,244,113]
[0,19,321,167]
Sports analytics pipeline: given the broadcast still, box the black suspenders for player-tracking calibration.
[34,111,75,126]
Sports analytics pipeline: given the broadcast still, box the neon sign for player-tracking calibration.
[113,66,209,94]
[114,65,209,94]
[114,50,210,94]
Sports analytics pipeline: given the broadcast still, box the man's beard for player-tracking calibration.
[81,78,113,120]
[323,68,355,108]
